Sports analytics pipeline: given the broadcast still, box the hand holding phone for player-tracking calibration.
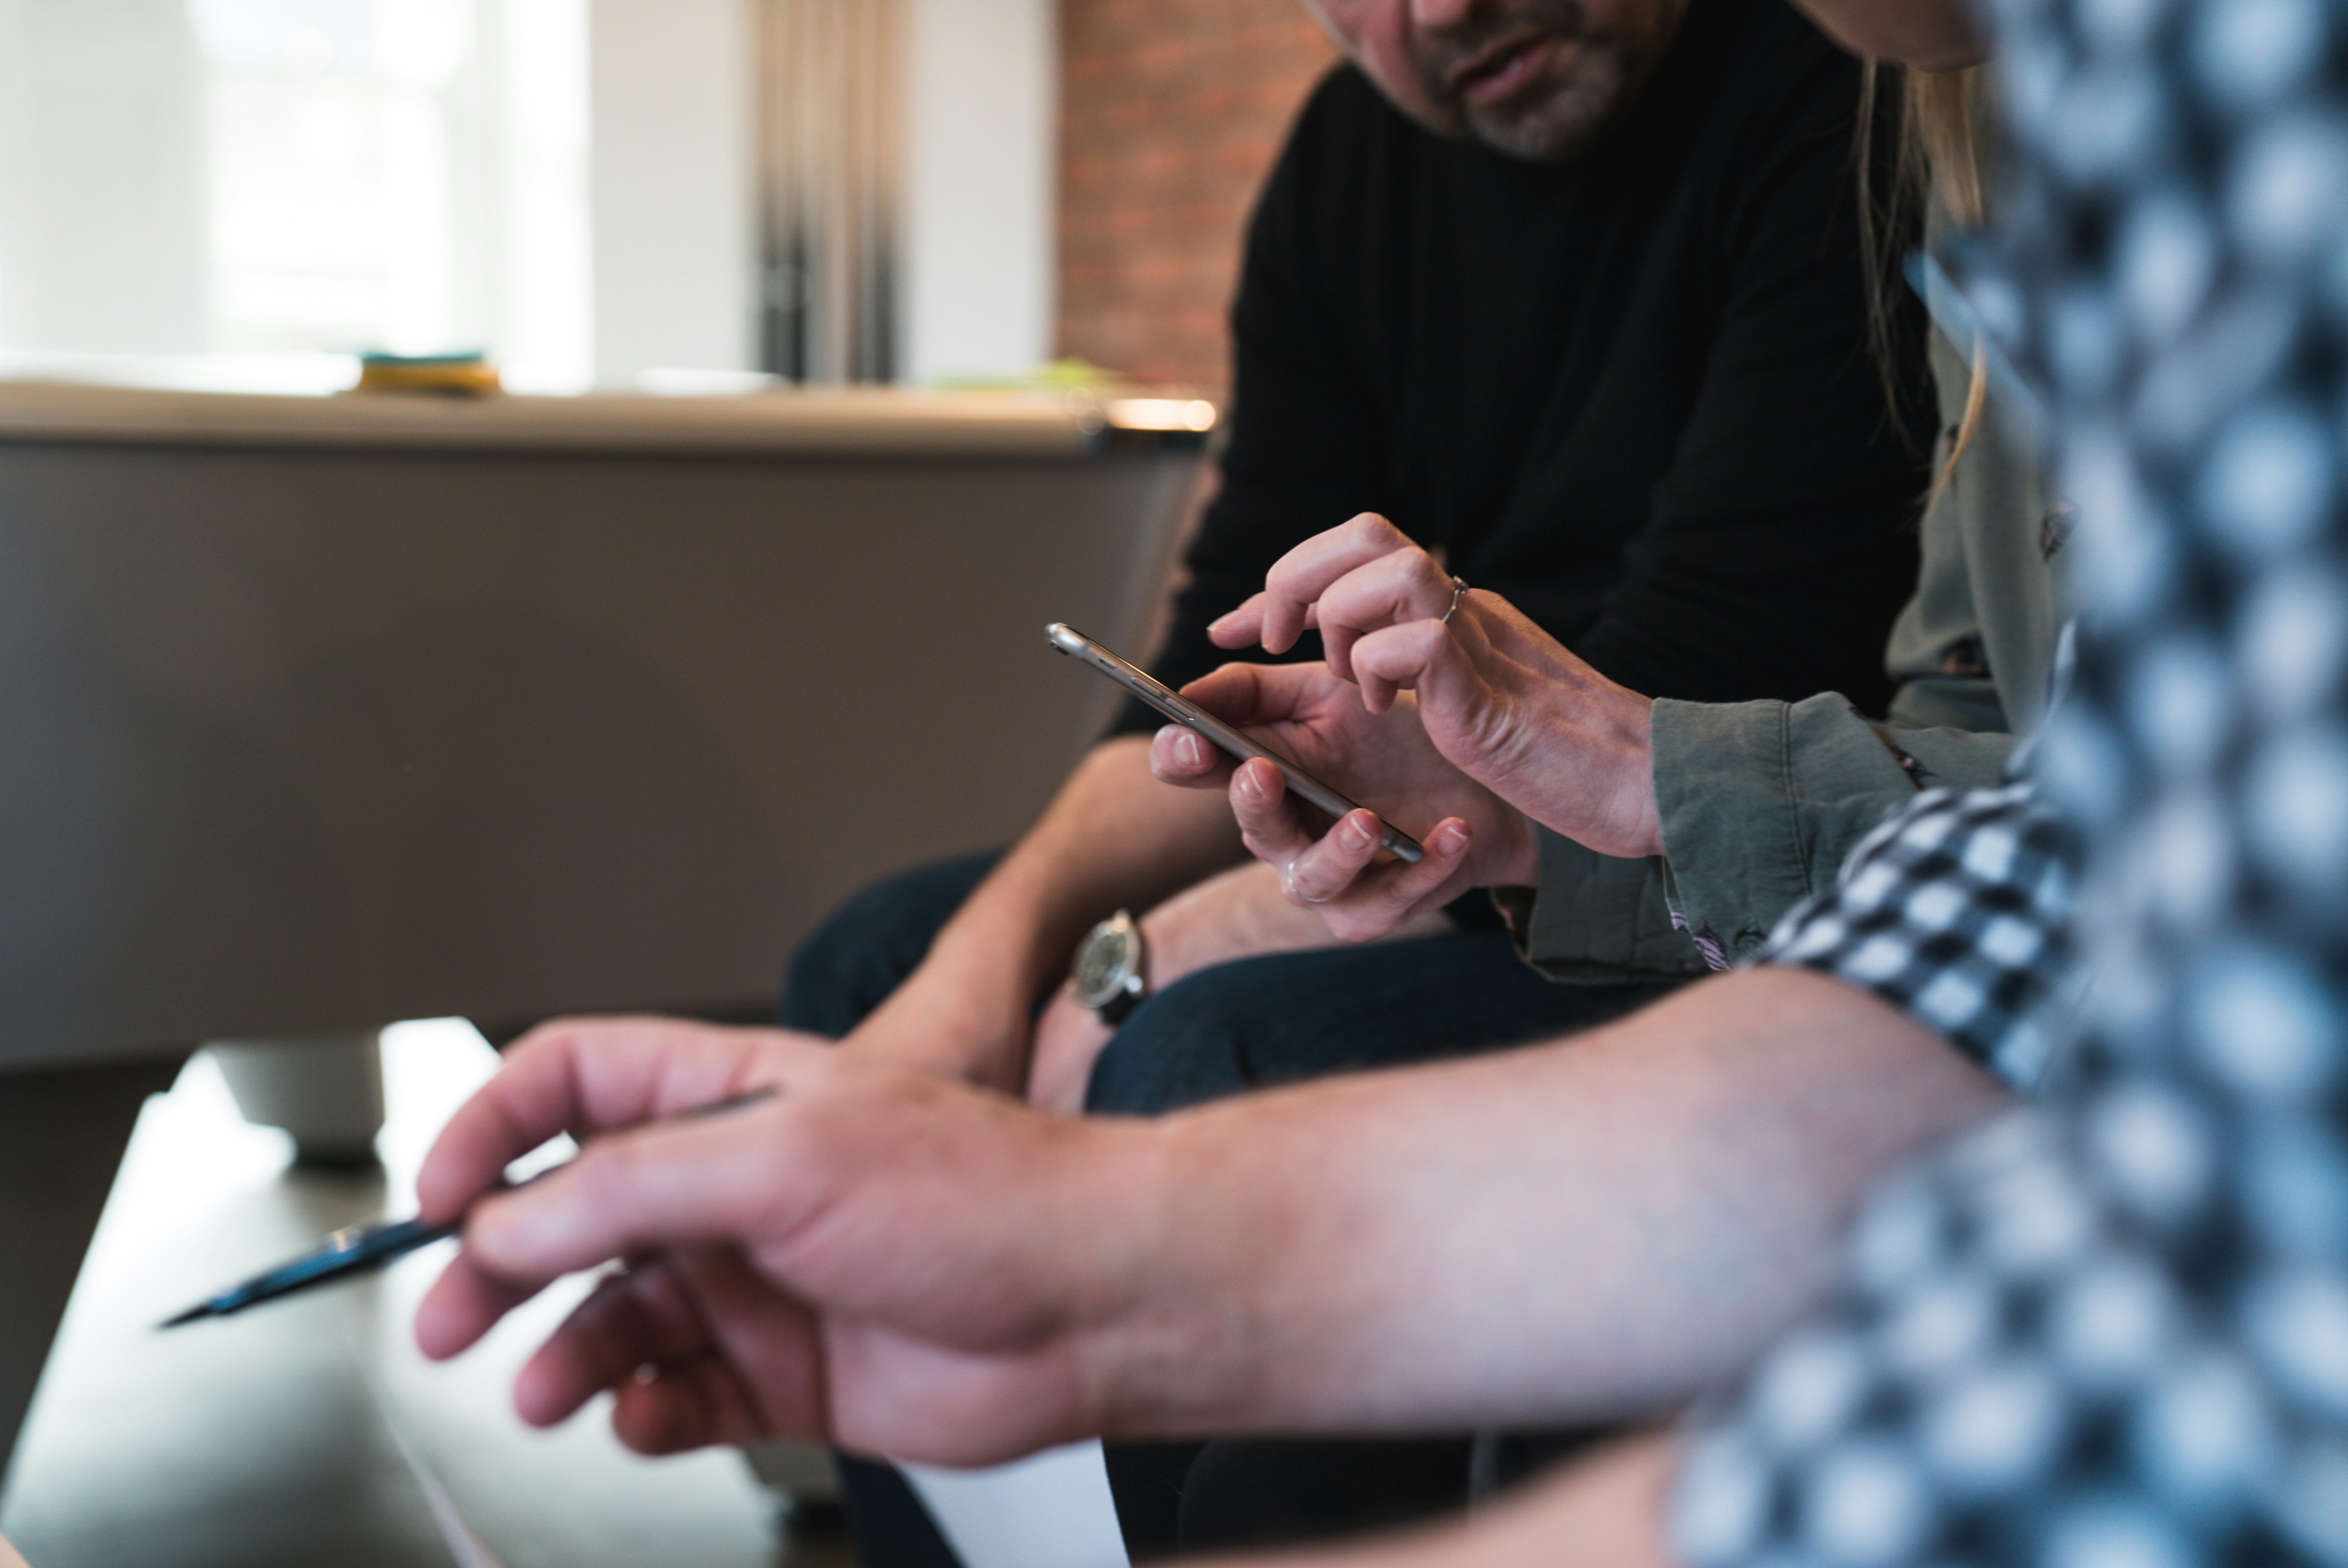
[1046,623,1424,862]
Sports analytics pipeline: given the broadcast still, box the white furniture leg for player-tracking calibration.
[210,1033,386,1167]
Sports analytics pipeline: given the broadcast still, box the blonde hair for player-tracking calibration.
[1855,63,1990,502]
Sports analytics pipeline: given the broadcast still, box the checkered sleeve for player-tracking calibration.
[1671,1107,2348,1567]
[1758,782,2079,1091]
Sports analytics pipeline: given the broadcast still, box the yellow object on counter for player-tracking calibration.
[352,352,502,398]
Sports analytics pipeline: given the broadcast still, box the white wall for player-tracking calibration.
[0,0,592,379]
[0,0,209,355]
[899,0,1055,384]
[485,0,595,390]
[586,0,757,380]
[0,0,1048,386]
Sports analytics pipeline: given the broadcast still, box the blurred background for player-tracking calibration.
[0,0,1338,390]
[0,6,1356,1564]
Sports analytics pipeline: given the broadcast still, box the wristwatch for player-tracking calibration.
[1070,910,1149,1024]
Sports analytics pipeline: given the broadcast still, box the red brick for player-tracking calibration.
[1057,0,1337,389]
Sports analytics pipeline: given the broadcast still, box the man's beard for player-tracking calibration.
[1464,56,1626,161]
[1412,0,1629,163]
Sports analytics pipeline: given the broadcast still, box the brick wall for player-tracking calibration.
[1057,0,1338,390]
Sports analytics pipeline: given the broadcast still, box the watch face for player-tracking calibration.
[1073,924,1138,1005]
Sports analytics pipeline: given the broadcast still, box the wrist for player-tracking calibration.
[1517,687,1663,861]
[1615,696,1664,860]
[1071,1116,1266,1436]
[847,951,1034,1087]
[1134,904,1201,995]
[1139,862,1329,991]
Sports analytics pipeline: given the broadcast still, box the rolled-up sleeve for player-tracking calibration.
[1650,694,2020,967]
[1511,699,2021,982]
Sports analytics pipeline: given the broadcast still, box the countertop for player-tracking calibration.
[0,356,1218,460]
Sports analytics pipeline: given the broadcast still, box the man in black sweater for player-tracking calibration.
[782,0,1930,1557]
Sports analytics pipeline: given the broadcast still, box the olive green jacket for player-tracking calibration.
[1511,329,2068,981]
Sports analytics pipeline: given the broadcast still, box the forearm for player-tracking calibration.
[1478,662,1660,860]
[849,736,1246,1086]
[1081,967,2007,1436]
[1144,860,1455,986]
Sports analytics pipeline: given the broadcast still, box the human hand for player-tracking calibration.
[1209,514,1664,860]
[411,1017,1151,1466]
[1149,661,1537,938]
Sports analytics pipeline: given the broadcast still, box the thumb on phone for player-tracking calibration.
[1149,724,1234,790]
[1179,662,1327,727]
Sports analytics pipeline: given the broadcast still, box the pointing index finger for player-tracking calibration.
[463,1102,796,1288]
[413,1096,797,1365]
[1180,661,1332,728]
[1238,513,1415,654]
[415,1017,793,1226]
[1258,515,1415,653]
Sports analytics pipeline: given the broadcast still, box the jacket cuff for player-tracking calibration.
[1515,832,1707,983]
[1649,694,1920,966]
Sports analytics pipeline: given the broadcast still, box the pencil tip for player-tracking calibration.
[156,1304,213,1329]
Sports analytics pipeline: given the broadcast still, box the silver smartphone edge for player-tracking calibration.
[1046,622,1424,863]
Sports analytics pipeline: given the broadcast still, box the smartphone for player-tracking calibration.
[1046,622,1424,863]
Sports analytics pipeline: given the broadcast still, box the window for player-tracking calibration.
[0,0,591,388]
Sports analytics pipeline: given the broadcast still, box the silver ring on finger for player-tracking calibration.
[1439,575,1470,626]
[1280,858,1334,906]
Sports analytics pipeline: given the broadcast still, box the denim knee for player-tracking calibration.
[779,849,1001,1037]
[1082,963,1263,1117]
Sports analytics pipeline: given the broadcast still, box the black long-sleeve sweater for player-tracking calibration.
[1114,0,1933,739]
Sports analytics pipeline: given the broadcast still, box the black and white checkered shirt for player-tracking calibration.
[1671,0,2348,1549]
[1674,1102,2348,1566]
[1760,781,2080,1091]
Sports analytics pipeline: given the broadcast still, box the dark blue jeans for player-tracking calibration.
[780,850,1675,1563]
